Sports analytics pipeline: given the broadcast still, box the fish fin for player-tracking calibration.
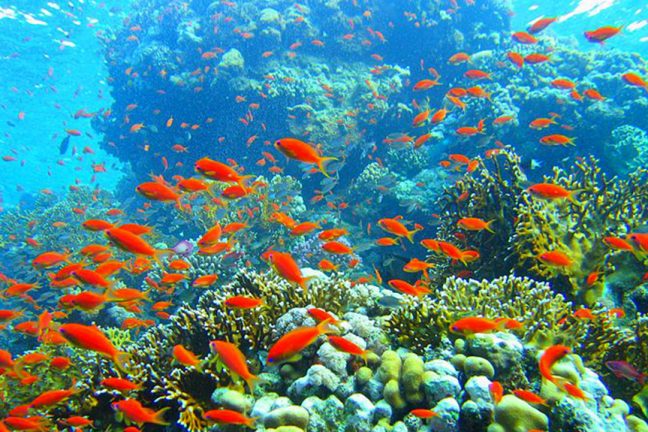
[317,156,338,178]
[317,318,339,335]
[245,373,266,393]
[485,220,496,233]
[151,407,171,426]
[238,174,256,187]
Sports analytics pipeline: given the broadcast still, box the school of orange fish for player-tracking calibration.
[1,4,648,431]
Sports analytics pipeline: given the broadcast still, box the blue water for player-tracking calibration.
[0,0,646,209]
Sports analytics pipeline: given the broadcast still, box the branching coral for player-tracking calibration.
[433,150,647,304]
[98,270,354,431]
[386,275,575,352]
[514,156,648,303]
[432,148,528,281]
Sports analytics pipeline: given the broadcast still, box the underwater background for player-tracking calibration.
[0,0,648,431]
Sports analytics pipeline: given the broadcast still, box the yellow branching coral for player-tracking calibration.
[514,156,648,303]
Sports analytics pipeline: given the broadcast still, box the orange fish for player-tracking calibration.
[224,295,264,309]
[172,345,202,371]
[430,108,448,124]
[410,409,438,419]
[290,221,321,236]
[603,236,634,251]
[584,26,622,44]
[526,183,576,202]
[412,110,430,127]
[512,389,547,405]
[561,382,589,400]
[539,344,571,383]
[328,335,370,360]
[403,258,435,277]
[524,53,550,64]
[464,69,491,80]
[512,31,537,44]
[551,78,576,89]
[274,138,337,177]
[529,117,557,130]
[203,409,256,428]
[105,228,161,258]
[537,250,573,267]
[450,317,511,335]
[210,340,260,391]
[528,17,557,34]
[32,251,68,268]
[59,323,130,371]
[192,274,219,288]
[321,241,354,255]
[267,320,334,363]
[539,134,575,146]
[195,157,253,186]
[376,237,399,246]
[489,381,503,404]
[622,72,648,92]
[583,88,605,101]
[307,308,341,326]
[30,386,77,409]
[101,377,141,392]
[82,219,114,231]
[507,52,524,68]
[377,217,422,242]
[457,217,495,233]
[112,399,169,426]
[388,279,430,297]
[449,52,471,64]
[628,233,648,251]
[413,79,441,91]
[266,251,311,291]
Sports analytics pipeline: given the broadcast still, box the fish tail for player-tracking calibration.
[245,373,265,393]
[151,407,171,426]
[317,318,339,335]
[485,220,496,233]
[113,351,132,374]
[317,156,338,178]
[567,190,582,206]
[238,174,256,187]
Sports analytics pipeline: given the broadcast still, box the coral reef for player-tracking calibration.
[514,156,648,303]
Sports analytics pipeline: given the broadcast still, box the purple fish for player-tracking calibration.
[171,240,194,257]
[605,360,646,384]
